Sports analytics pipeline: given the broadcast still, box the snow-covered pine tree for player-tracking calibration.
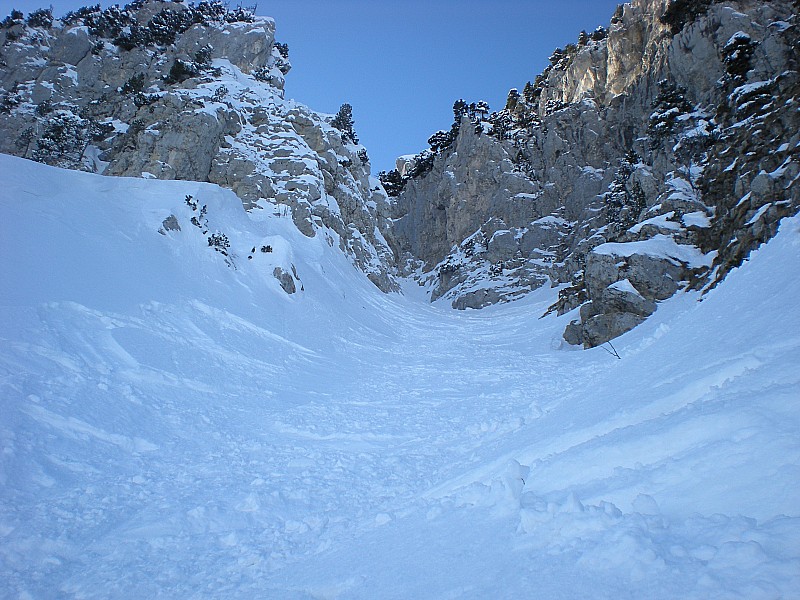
[648,79,693,148]
[603,152,646,237]
[331,103,358,144]
[722,32,758,82]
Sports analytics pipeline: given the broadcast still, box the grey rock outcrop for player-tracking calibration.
[273,266,297,295]
[159,214,181,234]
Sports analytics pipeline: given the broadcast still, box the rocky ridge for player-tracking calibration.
[0,1,397,293]
[386,0,799,346]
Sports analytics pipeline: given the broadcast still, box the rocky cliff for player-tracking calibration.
[386,0,799,346]
[0,1,397,292]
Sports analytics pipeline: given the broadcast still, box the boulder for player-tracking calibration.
[159,214,181,234]
[584,244,691,302]
[563,320,584,346]
[452,288,501,310]
[600,279,657,317]
[582,312,645,348]
[487,230,518,263]
[273,267,296,295]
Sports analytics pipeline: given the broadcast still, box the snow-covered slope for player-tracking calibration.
[1,153,799,598]
[0,3,397,292]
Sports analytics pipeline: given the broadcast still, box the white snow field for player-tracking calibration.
[1,154,799,599]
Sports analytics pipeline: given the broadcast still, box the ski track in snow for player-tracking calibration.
[1,156,799,598]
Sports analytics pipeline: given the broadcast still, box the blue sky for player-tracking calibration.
[3,0,622,172]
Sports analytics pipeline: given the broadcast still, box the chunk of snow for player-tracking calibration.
[746,203,771,226]
[608,278,643,298]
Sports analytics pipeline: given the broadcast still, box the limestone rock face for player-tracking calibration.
[385,0,799,346]
[391,120,539,269]
[0,1,396,293]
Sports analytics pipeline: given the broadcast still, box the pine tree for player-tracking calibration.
[31,112,89,168]
[660,0,714,35]
[589,26,607,42]
[648,80,693,147]
[428,130,454,153]
[604,154,646,235]
[379,169,404,197]
[207,232,230,255]
[331,103,358,144]
[722,33,758,81]
[0,83,23,113]
[26,7,53,28]
[475,101,490,120]
[523,82,537,103]
[452,99,468,122]
[164,59,200,84]
[1,9,24,28]
[488,111,511,140]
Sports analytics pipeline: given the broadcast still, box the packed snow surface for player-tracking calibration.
[1,155,799,598]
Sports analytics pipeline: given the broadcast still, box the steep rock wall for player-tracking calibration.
[387,0,799,344]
